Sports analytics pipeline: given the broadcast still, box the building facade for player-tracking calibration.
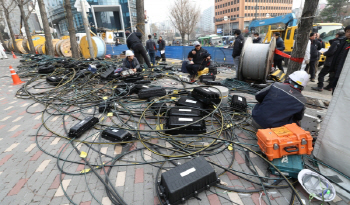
[215,0,293,35]
[200,6,215,34]
[45,0,137,36]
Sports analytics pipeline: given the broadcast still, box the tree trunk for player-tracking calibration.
[286,0,320,76]
[136,0,145,44]
[63,0,79,58]
[3,9,19,53]
[18,3,35,54]
[187,33,189,44]
[181,33,185,46]
[37,0,54,56]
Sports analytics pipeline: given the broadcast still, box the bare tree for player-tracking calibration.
[15,0,37,54]
[37,0,54,56]
[169,0,190,44]
[0,0,19,53]
[150,23,158,34]
[184,4,200,44]
[63,0,79,58]
[286,0,320,75]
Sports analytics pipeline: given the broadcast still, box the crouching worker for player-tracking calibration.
[186,41,211,82]
[252,71,309,129]
[122,50,142,72]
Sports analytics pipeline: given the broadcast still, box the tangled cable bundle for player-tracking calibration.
[13,54,347,205]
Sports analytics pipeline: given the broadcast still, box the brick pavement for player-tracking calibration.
[0,54,348,205]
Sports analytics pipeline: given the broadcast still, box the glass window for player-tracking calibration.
[234,8,236,11]
[237,7,239,11]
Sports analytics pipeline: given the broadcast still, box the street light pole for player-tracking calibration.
[80,0,94,58]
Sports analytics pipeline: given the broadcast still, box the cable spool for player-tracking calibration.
[16,39,27,54]
[55,39,64,56]
[38,44,45,54]
[80,36,97,59]
[239,37,276,83]
[27,35,46,53]
[52,39,60,56]
[60,39,72,57]
[34,44,42,54]
[92,36,106,58]
[80,36,106,59]
[22,38,30,53]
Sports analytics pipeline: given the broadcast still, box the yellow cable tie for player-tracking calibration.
[107,113,113,117]
[173,90,178,94]
[102,96,108,100]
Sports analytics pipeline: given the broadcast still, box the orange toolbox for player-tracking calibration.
[256,123,313,161]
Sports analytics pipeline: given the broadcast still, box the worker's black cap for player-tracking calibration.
[344,25,350,32]
[336,31,345,37]
[274,32,280,37]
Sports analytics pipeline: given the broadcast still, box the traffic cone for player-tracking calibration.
[11,51,17,59]
[9,66,24,85]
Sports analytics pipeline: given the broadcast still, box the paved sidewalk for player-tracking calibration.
[0,54,347,205]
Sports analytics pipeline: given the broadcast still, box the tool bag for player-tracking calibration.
[256,123,313,161]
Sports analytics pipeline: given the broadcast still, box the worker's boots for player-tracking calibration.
[311,87,323,92]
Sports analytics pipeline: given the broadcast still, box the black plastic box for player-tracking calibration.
[175,96,203,109]
[199,75,216,83]
[38,66,55,74]
[191,87,220,105]
[168,108,201,117]
[205,81,222,85]
[231,95,247,112]
[165,116,206,135]
[101,128,132,142]
[68,117,99,138]
[138,87,166,99]
[160,156,218,205]
[101,67,115,79]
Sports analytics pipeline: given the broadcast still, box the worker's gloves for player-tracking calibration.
[305,60,310,64]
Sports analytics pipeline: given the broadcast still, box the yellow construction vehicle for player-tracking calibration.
[263,23,343,66]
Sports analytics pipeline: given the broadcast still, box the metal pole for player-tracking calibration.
[80,0,94,58]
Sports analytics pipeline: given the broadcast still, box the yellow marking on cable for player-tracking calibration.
[80,168,91,173]
[228,144,233,151]
[80,151,87,158]
[173,90,178,94]
[171,97,177,100]
[107,113,113,117]
[156,124,163,130]
[102,97,108,100]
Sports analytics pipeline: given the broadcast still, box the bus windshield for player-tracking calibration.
[318,25,343,42]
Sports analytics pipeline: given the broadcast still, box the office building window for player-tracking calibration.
[228,2,230,5]
[237,7,239,11]
[231,8,233,12]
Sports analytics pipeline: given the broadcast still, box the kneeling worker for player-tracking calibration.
[122,50,141,72]
[186,41,211,82]
[252,71,309,129]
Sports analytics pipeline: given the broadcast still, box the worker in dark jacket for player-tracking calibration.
[158,36,166,62]
[125,30,152,68]
[273,32,285,72]
[232,29,244,78]
[121,50,141,72]
[308,32,322,82]
[329,25,350,94]
[311,31,345,91]
[186,41,211,82]
[253,33,262,43]
[146,35,157,66]
[315,33,326,69]
[252,71,309,129]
